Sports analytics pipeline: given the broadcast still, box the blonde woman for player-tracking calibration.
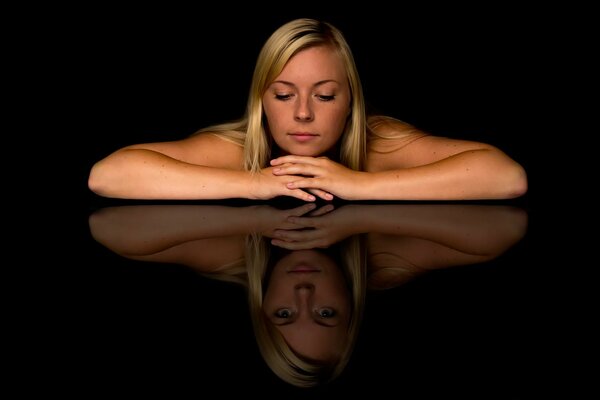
[88,18,527,201]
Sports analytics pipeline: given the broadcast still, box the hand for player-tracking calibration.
[270,156,369,200]
[270,204,359,250]
[249,166,332,202]
[251,203,327,238]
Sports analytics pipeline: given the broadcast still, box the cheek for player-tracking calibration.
[263,102,284,131]
[325,108,350,138]
[264,278,292,305]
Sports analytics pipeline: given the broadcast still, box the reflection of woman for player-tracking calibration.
[89,204,526,387]
[245,235,365,387]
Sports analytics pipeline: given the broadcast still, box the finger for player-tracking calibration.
[307,188,334,201]
[286,178,326,192]
[270,162,295,174]
[271,155,319,166]
[271,238,330,250]
[273,229,322,241]
[285,188,316,202]
[271,239,311,250]
[286,203,318,217]
[285,215,322,228]
[273,164,322,177]
[307,204,335,217]
[271,240,312,250]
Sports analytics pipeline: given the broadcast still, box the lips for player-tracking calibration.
[288,132,318,142]
[288,264,321,273]
[290,132,317,136]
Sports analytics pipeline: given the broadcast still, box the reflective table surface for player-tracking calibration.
[64,201,545,396]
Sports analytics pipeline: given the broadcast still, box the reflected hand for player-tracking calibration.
[270,156,368,200]
[270,205,358,250]
[252,203,328,238]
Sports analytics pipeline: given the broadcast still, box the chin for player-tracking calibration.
[283,147,323,157]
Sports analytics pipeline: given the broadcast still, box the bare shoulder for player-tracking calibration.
[368,115,429,146]
[368,115,422,136]
[366,115,429,171]
[366,115,495,171]
[123,131,245,170]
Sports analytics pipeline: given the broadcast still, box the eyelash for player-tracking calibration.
[274,308,336,319]
[274,94,335,102]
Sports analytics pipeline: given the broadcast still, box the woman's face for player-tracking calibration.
[262,45,351,157]
[263,250,351,362]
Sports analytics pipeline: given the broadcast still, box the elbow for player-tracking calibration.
[502,163,528,199]
[88,160,114,197]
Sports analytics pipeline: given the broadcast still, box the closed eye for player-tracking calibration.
[317,95,335,101]
[275,94,293,101]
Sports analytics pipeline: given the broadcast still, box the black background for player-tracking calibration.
[35,8,579,397]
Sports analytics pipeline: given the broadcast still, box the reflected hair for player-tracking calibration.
[196,18,367,172]
[245,233,367,388]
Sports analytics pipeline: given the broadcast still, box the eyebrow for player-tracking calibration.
[271,79,339,88]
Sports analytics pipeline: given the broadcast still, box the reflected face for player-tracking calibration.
[263,250,351,362]
[262,45,351,157]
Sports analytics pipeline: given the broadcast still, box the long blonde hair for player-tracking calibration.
[196,18,367,172]
[245,233,367,388]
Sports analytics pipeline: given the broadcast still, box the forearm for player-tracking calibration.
[354,204,527,254]
[89,205,265,249]
[89,149,252,199]
[366,149,527,200]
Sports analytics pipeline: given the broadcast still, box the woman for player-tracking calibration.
[88,18,527,201]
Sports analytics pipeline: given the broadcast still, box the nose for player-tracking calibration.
[294,96,314,121]
[294,283,315,292]
[294,284,316,317]
[294,283,315,302]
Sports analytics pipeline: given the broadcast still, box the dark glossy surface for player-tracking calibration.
[70,202,539,395]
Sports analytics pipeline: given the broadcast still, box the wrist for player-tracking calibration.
[349,171,374,200]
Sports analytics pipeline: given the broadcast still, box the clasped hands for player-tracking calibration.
[252,155,368,202]
[255,203,358,250]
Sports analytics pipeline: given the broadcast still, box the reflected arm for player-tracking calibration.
[360,205,528,288]
[88,204,317,271]
[88,205,263,271]
[358,205,527,255]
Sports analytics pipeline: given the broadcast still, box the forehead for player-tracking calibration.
[276,45,347,83]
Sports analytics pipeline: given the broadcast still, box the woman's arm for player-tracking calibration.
[271,204,527,256]
[268,203,527,287]
[365,135,528,200]
[88,133,318,201]
[89,205,262,255]
[88,204,321,271]
[358,204,528,257]
[364,205,528,289]
[89,205,250,271]
[271,118,527,200]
